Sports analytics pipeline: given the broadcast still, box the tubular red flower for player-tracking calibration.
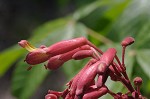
[46,37,88,56]
[69,59,97,96]
[46,45,91,70]
[18,40,50,65]
[25,49,50,65]
[72,50,95,60]
[100,48,117,66]
[19,37,145,99]
[46,55,63,70]
[75,61,101,96]
[97,48,117,75]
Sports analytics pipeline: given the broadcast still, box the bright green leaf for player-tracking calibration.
[107,0,150,42]
[12,58,48,99]
[29,18,69,43]
[0,46,25,76]
[73,0,112,21]
[136,49,150,79]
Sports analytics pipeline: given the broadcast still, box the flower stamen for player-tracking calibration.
[18,40,37,52]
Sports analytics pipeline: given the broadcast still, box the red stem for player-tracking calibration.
[122,46,126,68]
[137,86,141,95]
[119,76,135,93]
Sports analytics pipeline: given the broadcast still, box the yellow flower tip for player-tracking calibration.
[18,40,37,52]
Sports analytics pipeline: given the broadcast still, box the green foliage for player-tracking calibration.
[12,58,48,99]
[0,46,25,76]
[137,49,150,79]
[0,0,150,98]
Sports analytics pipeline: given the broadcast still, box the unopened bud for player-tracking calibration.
[121,37,135,47]
[82,86,108,99]
[47,46,91,70]
[47,55,64,70]
[18,40,50,65]
[75,61,101,96]
[72,50,94,60]
[25,49,50,65]
[46,37,87,56]
[101,48,117,66]
[96,48,116,76]
[69,59,96,96]
[133,77,143,86]
[45,94,57,99]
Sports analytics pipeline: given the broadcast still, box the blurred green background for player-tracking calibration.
[0,0,150,99]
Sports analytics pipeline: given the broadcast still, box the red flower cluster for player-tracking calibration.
[18,37,146,99]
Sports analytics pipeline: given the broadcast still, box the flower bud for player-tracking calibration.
[18,40,50,65]
[45,94,58,99]
[72,50,94,60]
[46,55,64,70]
[47,45,91,70]
[25,49,50,65]
[46,37,87,56]
[96,70,109,88]
[75,61,101,96]
[69,59,96,96]
[82,86,108,99]
[97,48,116,75]
[133,77,143,86]
[121,37,135,47]
[100,48,117,66]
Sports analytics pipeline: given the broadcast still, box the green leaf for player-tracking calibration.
[0,46,25,76]
[29,18,69,43]
[107,0,150,42]
[104,0,130,20]
[136,49,150,79]
[73,0,112,21]
[134,22,150,49]
[101,78,125,99]
[12,59,48,99]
